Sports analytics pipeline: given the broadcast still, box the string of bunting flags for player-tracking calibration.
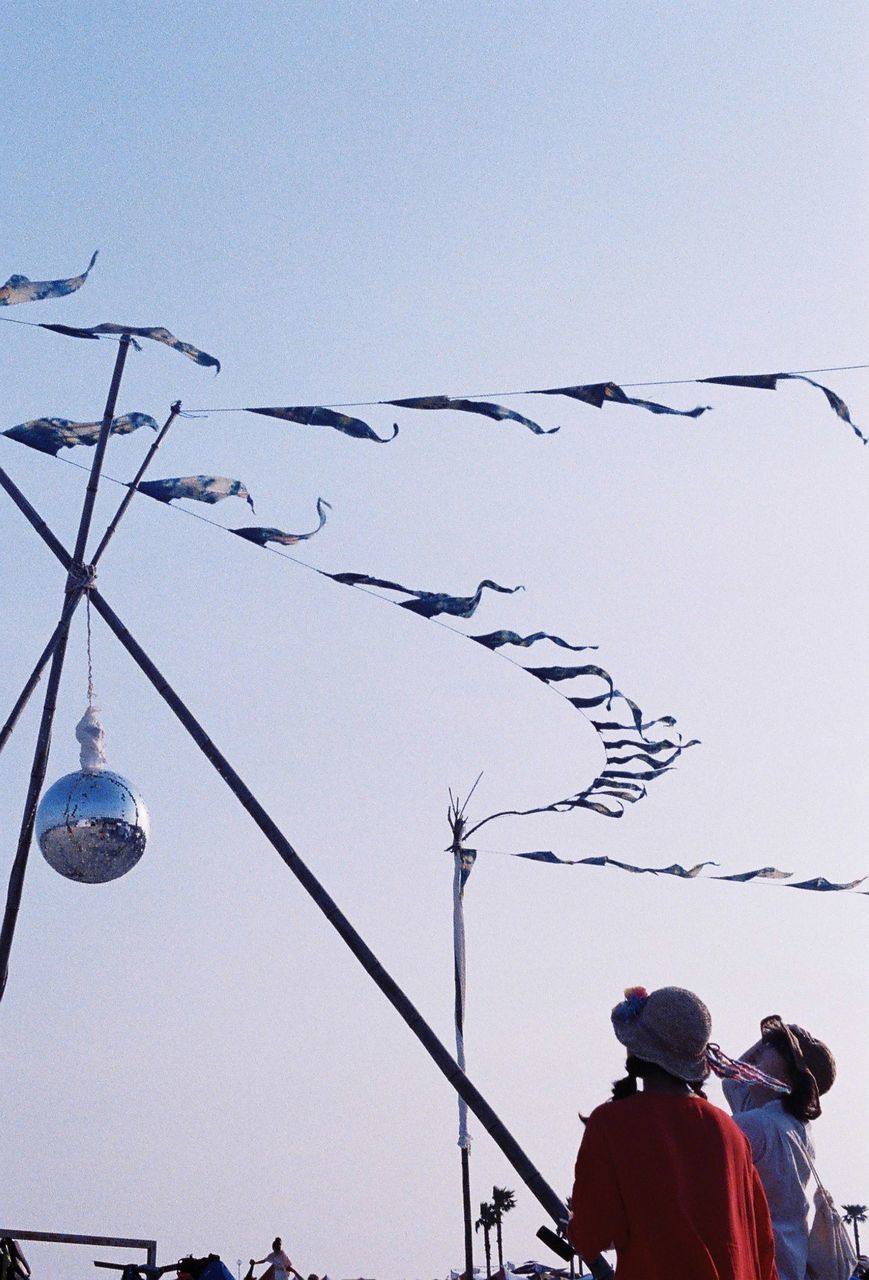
[1,252,865,897]
[1,422,696,827]
[453,847,868,894]
[3,432,865,898]
[0,251,866,442]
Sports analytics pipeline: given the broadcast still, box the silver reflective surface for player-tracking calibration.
[35,768,150,883]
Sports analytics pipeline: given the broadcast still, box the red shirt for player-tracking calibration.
[568,1092,777,1280]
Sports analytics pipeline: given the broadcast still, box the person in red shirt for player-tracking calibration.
[568,985,778,1280]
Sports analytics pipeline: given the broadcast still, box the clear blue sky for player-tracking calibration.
[0,3,867,1278]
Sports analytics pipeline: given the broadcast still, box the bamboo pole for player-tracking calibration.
[89,400,182,565]
[0,337,131,998]
[0,401,182,756]
[0,613,72,756]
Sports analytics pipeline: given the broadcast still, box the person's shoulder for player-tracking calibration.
[586,1091,676,1133]
[582,1096,642,1133]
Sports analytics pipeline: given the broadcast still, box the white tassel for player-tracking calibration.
[76,704,106,771]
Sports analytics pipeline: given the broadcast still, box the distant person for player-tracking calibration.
[568,985,777,1280]
[723,1015,837,1280]
[251,1240,300,1280]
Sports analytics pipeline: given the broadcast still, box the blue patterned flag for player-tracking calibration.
[536,381,710,418]
[138,475,254,510]
[326,572,522,618]
[246,405,398,442]
[387,395,558,435]
[471,630,598,652]
[38,322,220,371]
[0,251,98,306]
[699,372,866,443]
[787,875,867,892]
[3,413,158,457]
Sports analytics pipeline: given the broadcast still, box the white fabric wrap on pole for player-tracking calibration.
[76,704,106,771]
[453,849,471,1149]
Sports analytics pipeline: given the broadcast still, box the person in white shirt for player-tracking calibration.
[251,1239,297,1280]
[723,1015,836,1280]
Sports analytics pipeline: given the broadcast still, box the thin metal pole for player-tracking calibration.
[0,337,131,999]
[0,400,181,755]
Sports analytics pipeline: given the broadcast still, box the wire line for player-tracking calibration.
[0,438,614,758]
[180,361,869,413]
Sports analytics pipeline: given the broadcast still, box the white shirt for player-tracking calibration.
[723,1079,813,1280]
[267,1252,291,1280]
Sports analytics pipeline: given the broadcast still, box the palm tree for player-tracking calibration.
[475,1201,497,1279]
[842,1204,867,1257]
[491,1185,517,1272]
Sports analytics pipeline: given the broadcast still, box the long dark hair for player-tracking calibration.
[611,1054,707,1100]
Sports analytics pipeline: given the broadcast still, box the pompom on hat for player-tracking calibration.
[611,985,712,1082]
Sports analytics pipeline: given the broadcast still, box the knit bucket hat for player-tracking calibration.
[611,985,712,1082]
[760,1015,836,1119]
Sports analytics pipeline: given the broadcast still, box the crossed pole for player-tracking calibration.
[0,342,613,1279]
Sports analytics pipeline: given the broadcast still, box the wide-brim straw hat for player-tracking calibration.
[611,985,712,1082]
[760,1014,836,1119]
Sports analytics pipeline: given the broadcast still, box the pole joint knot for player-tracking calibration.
[66,562,97,593]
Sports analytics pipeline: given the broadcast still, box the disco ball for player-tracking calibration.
[35,768,150,883]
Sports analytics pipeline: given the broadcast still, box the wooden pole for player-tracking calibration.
[0,337,131,998]
[0,401,182,756]
[0,1230,157,1269]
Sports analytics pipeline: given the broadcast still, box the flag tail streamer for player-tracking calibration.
[0,251,98,306]
[232,498,331,546]
[3,413,158,457]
